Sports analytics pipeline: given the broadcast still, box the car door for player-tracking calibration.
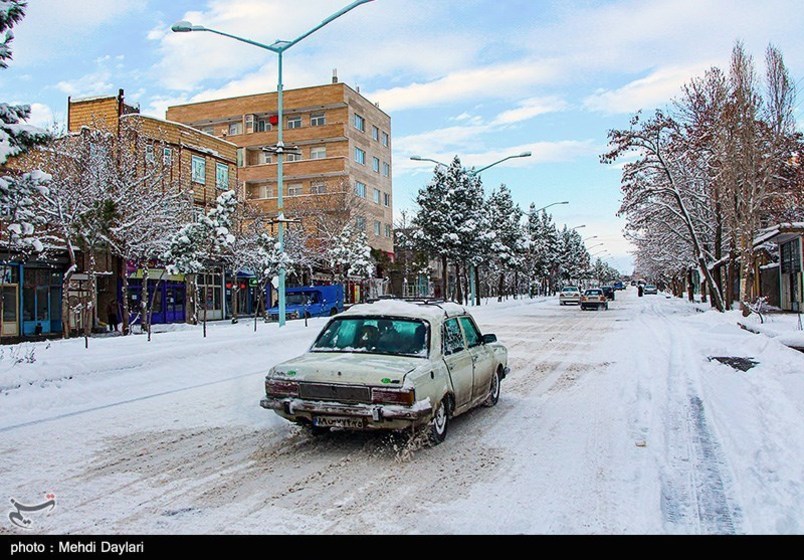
[442,317,473,411]
[459,316,495,406]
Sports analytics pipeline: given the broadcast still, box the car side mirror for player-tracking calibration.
[482,334,497,344]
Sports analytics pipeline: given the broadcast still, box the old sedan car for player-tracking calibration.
[580,288,609,310]
[260,300,509,445]
[559,286,581,306]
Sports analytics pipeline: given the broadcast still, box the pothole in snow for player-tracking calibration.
[708,356,758,372]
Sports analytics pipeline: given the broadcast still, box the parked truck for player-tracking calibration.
[268,285,344,322]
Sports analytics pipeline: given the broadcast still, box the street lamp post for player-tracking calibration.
[410,151,532,305]
[533,201,569,213]
[583,235,598,242]
[172,0,374,327]
[571,224,586,230]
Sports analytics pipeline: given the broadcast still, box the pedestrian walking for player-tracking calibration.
[106,299,119,332]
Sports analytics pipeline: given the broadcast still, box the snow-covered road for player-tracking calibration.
[1,290,802,534]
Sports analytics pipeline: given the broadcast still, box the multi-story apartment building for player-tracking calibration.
[166,81,394,261]
[64,91,239,328]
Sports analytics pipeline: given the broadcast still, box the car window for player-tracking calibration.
[458,316,482,348]
[443,318,466,355]
[585,289,602,295]
[311,317,429,357]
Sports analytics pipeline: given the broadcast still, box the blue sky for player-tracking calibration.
[5,0,804,272]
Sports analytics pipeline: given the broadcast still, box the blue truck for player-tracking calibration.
[268,285,344,322]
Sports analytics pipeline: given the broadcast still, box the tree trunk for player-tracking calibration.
[687,268,695,302]
[454,262,463,304]
[441,255,448,301]
[474,265,481,306]
[120,258,130,335]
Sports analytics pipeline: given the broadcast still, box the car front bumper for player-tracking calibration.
[260,397,434,430]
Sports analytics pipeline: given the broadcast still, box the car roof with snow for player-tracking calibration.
[342,299,469,322]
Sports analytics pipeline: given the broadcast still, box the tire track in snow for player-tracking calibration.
[642,304,743,534]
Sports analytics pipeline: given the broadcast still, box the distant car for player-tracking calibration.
[601,286,616,301]
[268,285,343,321]
[559,286,581,306]
[581,288,608,310]
[643,284,658,295]
[260,300,509,445]
[630,281,637,287]
[613,281,625,291]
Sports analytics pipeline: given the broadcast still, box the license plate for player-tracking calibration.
[313,416,365,429]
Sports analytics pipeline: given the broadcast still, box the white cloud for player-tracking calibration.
[368,60,562,112]
[583,63,715,114]
[491,96,569,125]
[11,0,147,66]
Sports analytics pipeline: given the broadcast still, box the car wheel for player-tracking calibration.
[483,367,502,407]
[330,307,338,316]
[605,303,609,310]
[427,399,449,445]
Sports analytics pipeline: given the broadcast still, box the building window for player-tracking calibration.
[374,221,381,236]
[285,152,302,162]
[354,147,366,165]
[355,182,367,198]
[216,163,229,190]
[381,132,389,147]
[201,126,215,135]
[311,112,326,126]
[382,161,390,177]
[373,188,381,204]
[163,147,172,166]
[354,114,365,132]
[310,146,327,160]
[262,152,273,165]
[385,224,392,238]
[287,184,303,196]
[228,121,243,136]
[287,115,302,129]
[256,119,271,132]
[145,145,155,163]
[311,183,327,194]
[383,192,390,207]
[236,148,245,168]
[356,216,366,231]
[191,156,206,184]
[372,125,379,141]
[372,157,380,173]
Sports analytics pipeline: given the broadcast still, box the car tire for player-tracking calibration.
[605,303,609,310]
[483,367,502,407]
[330,308,338,316]
[427,399,449,445]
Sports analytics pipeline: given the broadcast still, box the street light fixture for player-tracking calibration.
[571,224,586,230]
[534,201,569,213]
[583,235,598,242]
[467,152,532,176]
[587,243,604,251]
[410,155,449,168]
[172,0,374,327]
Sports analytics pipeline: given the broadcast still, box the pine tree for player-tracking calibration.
[487,185,523,300]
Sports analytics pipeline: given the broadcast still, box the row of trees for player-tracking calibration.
[22,121,377,341]
[603,42,803,312]
[399,157,613,302]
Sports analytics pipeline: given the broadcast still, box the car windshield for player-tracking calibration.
[645,285,656,289]
[311,317,429,358]
[562,287,579,293]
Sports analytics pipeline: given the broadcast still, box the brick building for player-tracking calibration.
[166,81,394,260]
